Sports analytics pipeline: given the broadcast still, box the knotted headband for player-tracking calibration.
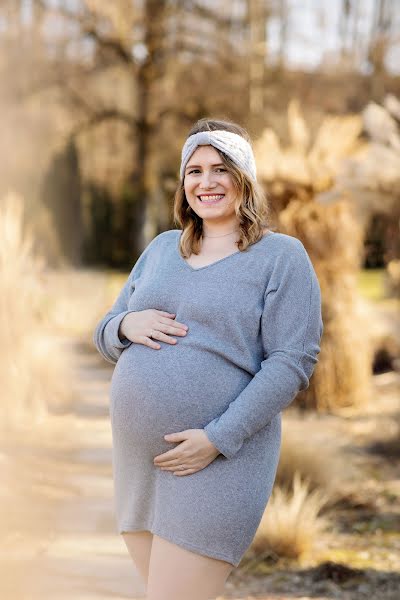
[180,130,257,182]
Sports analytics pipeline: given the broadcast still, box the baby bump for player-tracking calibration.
[109,339,252,446]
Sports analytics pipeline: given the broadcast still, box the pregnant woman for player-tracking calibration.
[93,117,323,600]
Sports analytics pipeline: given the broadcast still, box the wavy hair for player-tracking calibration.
[173,118,272,259]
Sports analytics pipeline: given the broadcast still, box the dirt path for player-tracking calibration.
[1,338,399,600]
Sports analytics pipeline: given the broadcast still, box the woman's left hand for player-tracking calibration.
[153,429,220,476]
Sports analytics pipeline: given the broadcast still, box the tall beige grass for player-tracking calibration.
[0,191,73,431]
[280,199,373,412]
[253,101,376,412]
[276,418,359,504]
[250,472,330,563]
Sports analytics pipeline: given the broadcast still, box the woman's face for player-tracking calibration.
[183,145,239,228]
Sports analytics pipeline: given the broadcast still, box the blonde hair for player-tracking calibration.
[173,118,271,259]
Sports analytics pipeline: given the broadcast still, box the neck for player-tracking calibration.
[202,222,240,238]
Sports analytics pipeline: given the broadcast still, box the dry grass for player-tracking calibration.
[280,199,374,412]
[253,99,364,192]
[245,417,355,565]
[253,98,397,414]
[0,191,74,431]
[250,472,330,562]
[275,418,359,504]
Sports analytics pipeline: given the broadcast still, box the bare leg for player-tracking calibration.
[147,534,234,600]
[122,531,153,587]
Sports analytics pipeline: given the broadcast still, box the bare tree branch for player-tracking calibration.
[83,26,133,63]
[69,108,139,138]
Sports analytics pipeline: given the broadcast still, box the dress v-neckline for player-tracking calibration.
[177,230,276,272]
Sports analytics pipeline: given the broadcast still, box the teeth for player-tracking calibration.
[199,195,224,201]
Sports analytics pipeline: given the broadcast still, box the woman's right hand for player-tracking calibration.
[118,309,188,350]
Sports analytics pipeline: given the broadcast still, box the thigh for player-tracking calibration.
[147,534,234,600]
[121,531,153,585]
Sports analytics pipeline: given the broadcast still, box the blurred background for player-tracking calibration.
[0,1,399,599]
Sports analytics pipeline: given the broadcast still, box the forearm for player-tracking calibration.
[92,235,161,363]
[203,348,317,459]
[93,310,134,364]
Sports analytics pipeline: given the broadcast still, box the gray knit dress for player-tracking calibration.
[93,229,323,567]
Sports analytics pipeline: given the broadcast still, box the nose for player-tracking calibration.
[199,170,217,189]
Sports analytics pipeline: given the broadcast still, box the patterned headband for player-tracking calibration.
[180,130,257,182]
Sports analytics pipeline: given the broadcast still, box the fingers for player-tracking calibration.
[154,449,184,464]
[154,310,188,332]
[158,316,189,334]
[173,468,196,476]
[157,321,188,337]
[136,311,189,350]
[148,329,178,345]
[158,465,197,476]
[157,458,186,467]
[159,464,188,470]
[139,324,188,349]
[140,335,161,350]
[146,320,189,347]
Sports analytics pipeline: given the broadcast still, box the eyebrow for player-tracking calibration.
[185,163,225,171]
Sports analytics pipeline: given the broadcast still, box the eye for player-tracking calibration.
[187,167,226,174]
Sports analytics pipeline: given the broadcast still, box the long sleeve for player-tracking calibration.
[203,240,324,459]
[92,269,136,364]
[92,234,162,364]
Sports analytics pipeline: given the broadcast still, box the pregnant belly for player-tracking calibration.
[109,339,252,451]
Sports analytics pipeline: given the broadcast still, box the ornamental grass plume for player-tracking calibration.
[251,472,330,562]
[253,99,373,412]
[253,98,363,197]
[276,418,359,504]
[0,191,73,431]
[279,198,373,412]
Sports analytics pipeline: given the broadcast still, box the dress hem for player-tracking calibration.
[118,522,240,568]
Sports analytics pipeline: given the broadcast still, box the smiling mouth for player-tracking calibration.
[197,194,225,203]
